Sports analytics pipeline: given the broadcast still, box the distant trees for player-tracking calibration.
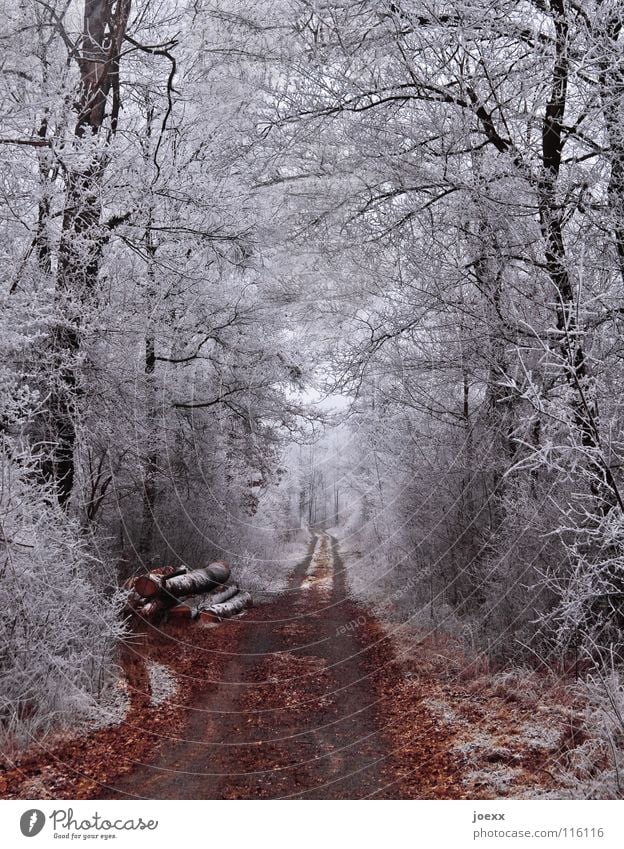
[269,1,624,659]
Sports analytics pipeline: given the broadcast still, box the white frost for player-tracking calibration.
[147,661,178,707]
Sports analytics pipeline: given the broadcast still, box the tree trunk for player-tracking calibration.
[599,12,624,287]
[138,103,160,560]
[138,228,158,559]
[46,0,131,506]
[538,0,622,514]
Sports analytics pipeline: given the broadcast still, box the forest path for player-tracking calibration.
[2,536,570,800]
[104,533,405,799]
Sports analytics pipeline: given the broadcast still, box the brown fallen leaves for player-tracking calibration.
[376,629,591,799]
[0,589,593,800]
[0,619,242,799]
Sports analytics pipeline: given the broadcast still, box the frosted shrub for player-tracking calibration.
[0,442,125,751]
[575,669,624,798]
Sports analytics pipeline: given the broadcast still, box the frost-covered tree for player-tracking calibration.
[0,0,309,747]
[260,0,624,659]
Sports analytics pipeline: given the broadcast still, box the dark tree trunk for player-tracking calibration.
[138,222,158,561]
[599,13,624,286]
[538,0,622,514]
[47,0,131,507]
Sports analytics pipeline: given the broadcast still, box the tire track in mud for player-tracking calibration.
[104,533,406,799]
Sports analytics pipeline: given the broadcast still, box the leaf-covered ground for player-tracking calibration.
[0,536,598,800]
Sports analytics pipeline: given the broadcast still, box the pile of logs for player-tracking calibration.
[125,561,252,624]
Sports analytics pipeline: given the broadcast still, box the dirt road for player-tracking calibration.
[105,533,403,799]
[1,534,577,801]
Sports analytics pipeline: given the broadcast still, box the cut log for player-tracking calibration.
[133,565,188,599]
[161,561,230,601]
[134,561,231,605]
[134,574,161,599]
[201,583,240,607]
[200,590,253,622]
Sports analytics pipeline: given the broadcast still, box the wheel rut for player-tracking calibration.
[105,533,403,799]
